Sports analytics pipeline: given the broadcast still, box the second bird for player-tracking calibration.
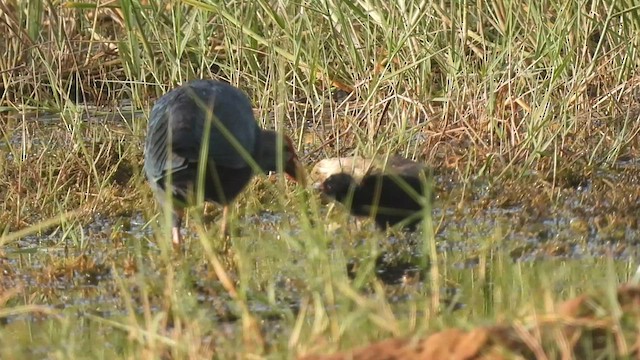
[144,79,306,245]
[320,170,429,230]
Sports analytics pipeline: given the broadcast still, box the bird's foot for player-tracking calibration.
[172,227,182,249]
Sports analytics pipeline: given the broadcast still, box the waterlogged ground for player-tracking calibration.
[1,116,639,357]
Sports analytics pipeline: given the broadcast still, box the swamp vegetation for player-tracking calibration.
[1,0,640,358]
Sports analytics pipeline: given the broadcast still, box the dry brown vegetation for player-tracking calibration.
[1,1,640,359]
[301,285,640,359]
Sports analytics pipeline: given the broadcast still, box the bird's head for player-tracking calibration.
[318,173,358,201]
[259,130,307,186]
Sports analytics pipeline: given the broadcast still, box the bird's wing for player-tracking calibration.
[145,80,261,181]
[144,95,190,181]
[173,81,259,169]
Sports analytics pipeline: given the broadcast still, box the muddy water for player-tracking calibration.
[1,114,639,355]
[5,169,639,293]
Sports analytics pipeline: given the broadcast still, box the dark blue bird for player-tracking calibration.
[144,79,306,245]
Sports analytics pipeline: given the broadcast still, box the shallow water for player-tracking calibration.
[1,113,639,356]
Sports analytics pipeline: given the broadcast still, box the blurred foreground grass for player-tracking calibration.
[1,0,640,358]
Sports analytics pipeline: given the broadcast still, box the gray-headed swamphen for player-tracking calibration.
[144,79,307,245]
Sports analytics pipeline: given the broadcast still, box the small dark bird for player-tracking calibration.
[320,172,429,230]
[144,79,307,245]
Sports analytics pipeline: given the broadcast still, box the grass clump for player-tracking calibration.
[0,0,639,358]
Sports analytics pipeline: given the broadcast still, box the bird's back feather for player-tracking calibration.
[144,80,260,183]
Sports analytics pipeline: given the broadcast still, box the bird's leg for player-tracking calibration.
[172,207,184,247]
[220,205,230,238]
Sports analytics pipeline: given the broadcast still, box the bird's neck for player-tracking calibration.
[255,129,279,173]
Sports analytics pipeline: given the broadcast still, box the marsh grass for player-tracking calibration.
[1,0,640,358]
